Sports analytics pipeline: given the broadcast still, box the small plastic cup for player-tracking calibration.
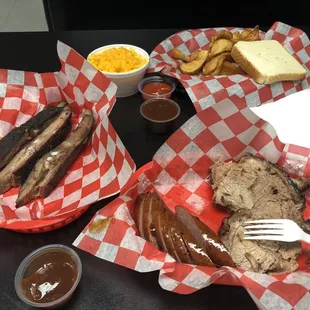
[140,98,181,134]
[15,244,82,309]
[138,76,176,100]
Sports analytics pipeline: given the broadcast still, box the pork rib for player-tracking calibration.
[0,106,72,195]
[16,109,94,207]
[0,106,65,170]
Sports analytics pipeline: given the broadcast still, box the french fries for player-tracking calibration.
[173,25,259,76]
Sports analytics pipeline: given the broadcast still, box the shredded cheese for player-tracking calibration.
[88,47,147,73]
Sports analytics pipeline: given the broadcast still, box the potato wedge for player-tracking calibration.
[220,61,245,75]
[172,48,201,63]
[232,31,240,43]
[240,25,259,41]
[213,30,233,41]
[180,50,209,75]
[202,52,230,75]
[240,29,250,38]
[210,30,233,48]
[172,48,191,62]
[209,39,234,58]
[190,49,201,62]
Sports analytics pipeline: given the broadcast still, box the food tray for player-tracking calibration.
[148,21,310,112]
[110,160,243,288]
[0,41,136,233]
[74,98,310,309]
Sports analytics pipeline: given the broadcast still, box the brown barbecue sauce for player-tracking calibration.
[141,99,179,121]
[21,250,77,303]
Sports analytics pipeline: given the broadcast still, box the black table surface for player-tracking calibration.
[0,27,309,310]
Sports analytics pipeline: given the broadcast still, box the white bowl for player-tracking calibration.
[87,44,150,98]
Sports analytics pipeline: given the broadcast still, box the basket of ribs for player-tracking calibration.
[74,98,310,308]
[0,41,135,233]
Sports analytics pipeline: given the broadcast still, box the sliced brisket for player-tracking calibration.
[210,153,305,226]
[219,210,301,274]
[211,153,304,274]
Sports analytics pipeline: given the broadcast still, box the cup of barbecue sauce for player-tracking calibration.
[140,98,181,134]
[15,244,82,308]
[138,76,176,100]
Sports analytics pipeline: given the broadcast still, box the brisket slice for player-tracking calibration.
[211,153,305,274]
[291,177,310,192]
[0,106,72,195]
[0,106,64,170]
[16,109,94,207]
[210,153,305,226]
[176,206,235,267]
[219,210,301,274]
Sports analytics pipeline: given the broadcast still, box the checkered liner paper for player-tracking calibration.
[148,21,310,112]
[0,41,135,227]
[74,97,310,310]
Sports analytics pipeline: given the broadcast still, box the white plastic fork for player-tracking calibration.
[243,219,310,243]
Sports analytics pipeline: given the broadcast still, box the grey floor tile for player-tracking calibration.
[1,0,47,32]
[0,0,17,30]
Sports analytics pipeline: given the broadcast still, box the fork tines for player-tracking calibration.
[243,219,285,241]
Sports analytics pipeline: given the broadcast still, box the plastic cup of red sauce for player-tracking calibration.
[138,76,176,100]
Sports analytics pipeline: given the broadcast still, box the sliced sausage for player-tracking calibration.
[176,218,214,267]
[169,224,194,264]
[153,192,193,264]
[134,193,147,239]
[134,193,159,248]
[176,206,235,267]
[150,193,168,253]
[160,197,182,262]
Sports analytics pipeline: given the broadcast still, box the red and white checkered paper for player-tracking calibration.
[148,21,310,112]
[74,97,310,310]
[0,41,135,226]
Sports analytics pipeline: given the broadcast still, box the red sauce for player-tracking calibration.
[142,82,172,96]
